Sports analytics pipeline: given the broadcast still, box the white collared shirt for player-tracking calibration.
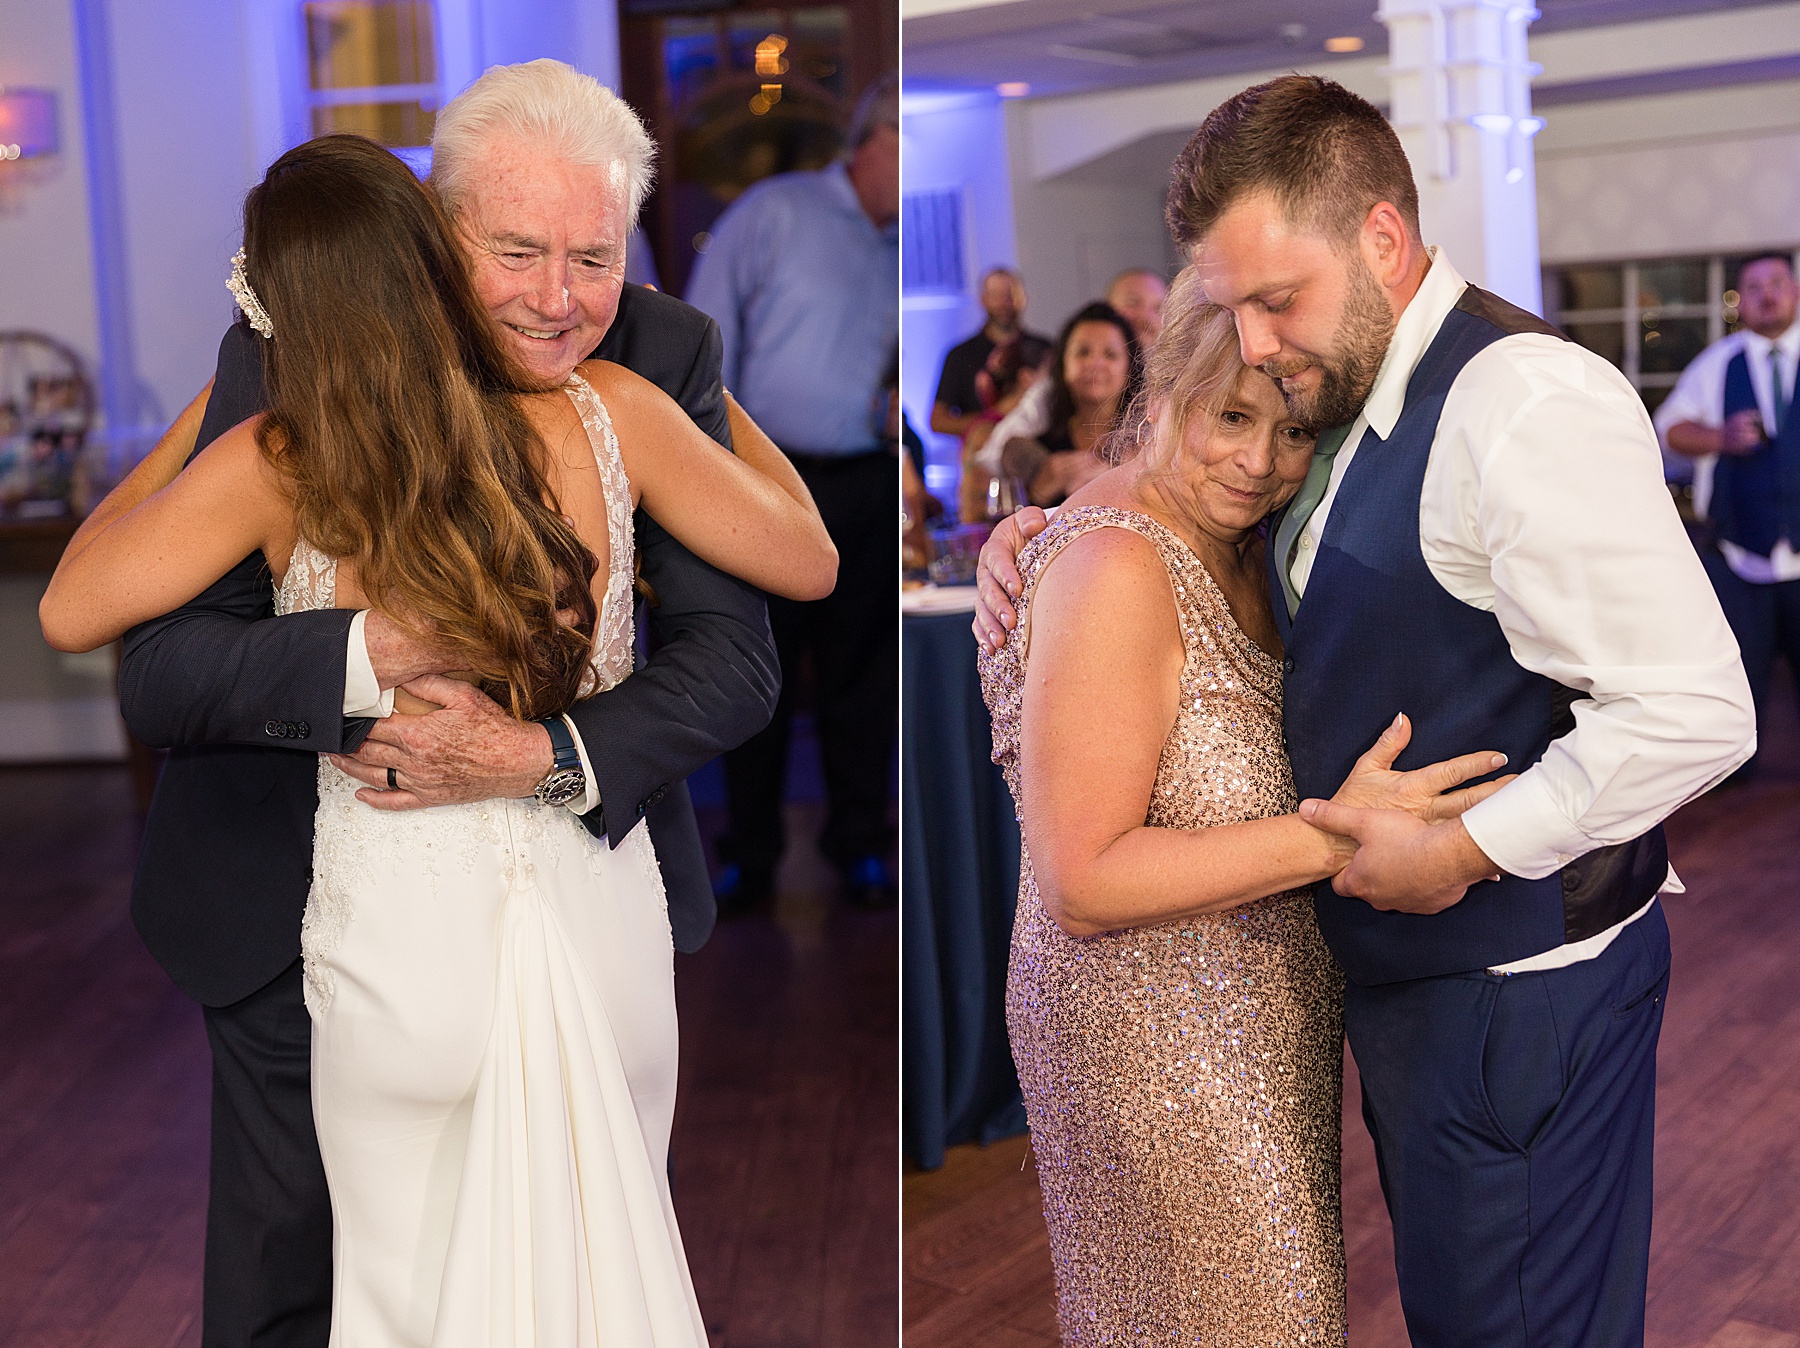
[1291,250,1754,971]
[1652,318,1800,583]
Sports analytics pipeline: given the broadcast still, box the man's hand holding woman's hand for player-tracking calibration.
[973,507,1048,650]
[1301,713,1510,914]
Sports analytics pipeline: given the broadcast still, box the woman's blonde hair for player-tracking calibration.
[1103,265,1247,484]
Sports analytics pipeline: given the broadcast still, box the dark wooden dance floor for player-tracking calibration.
[0,757,896,1347]
[905,667,1800,1348]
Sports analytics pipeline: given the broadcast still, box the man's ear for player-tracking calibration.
[1360,200,1417,292]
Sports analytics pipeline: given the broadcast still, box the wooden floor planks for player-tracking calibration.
[0,771,896,1348]
[904,669,1800,1348]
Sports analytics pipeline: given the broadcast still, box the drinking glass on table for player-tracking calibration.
[985,475,1027,523]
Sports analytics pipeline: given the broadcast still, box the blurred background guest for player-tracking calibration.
[1656,252,1800,776]
[929,267,1050,441]
[964,271,1163,510]
[993,301,1141,507]
[930,266,1050,520]
[1102,266,1168,350]
[687,73,900,913]
[953,332,1043,521]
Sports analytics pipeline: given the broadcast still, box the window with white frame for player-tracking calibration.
[302,1,441,152]
[1545,251,1800,419]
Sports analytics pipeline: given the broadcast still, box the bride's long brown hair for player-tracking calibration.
[242,134,597,721]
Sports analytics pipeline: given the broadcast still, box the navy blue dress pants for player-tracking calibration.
[200,959,333,1348]
[1345,901,1671,1347]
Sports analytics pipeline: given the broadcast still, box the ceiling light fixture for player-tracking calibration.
[1324,35,1365,53]
[996,81,1031,98]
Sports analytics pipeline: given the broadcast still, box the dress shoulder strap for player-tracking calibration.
[562,369,637,694]
[1013,506,1193,660]
[1016,505,1277,695]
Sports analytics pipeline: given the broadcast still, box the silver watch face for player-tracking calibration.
[535,766,586,808]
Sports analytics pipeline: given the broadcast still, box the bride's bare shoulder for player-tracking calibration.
[192,413,288,498]
[573,358,653,403]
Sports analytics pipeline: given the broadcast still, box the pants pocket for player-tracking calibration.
[1480,976,1566,1154]
[1612,963,1669,1018]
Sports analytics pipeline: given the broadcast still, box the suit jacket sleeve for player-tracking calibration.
[568,285,780,847]
[116,324,369,754]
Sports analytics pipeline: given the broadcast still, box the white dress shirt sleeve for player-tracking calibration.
[1436,338,1755,879]
[1653,341,1727,439]
[561,713,599,817]
[343,610,395,719]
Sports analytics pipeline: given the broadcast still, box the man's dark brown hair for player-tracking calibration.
[1165,75,1420,253]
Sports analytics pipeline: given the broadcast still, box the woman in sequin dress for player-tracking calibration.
[979,271,1511,1345]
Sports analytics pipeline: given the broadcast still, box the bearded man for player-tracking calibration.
[976,75,1753,1347]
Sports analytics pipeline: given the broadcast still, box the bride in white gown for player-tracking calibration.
[42,136,837,1345]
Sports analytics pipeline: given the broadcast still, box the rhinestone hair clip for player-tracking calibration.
[227,248,274,339]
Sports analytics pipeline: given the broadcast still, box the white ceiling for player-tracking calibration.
[902,0,1777,100]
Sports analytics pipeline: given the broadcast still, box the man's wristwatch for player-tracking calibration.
[533,716,587,809]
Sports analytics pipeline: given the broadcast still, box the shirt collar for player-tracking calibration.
[1359,246,1467,440]
[821,159,897,241]
[1741,316,1800,360]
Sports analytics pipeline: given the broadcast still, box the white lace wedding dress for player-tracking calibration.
[276,372,708,1347]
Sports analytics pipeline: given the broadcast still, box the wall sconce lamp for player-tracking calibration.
[0,88,59,163]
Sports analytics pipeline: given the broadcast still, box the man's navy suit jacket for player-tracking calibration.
[122,284,779,1006]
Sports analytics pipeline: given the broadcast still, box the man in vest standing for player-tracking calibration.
[1658,253,1800,777]
[973,75,1754,1347]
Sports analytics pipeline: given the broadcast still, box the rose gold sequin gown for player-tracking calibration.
[980,506,1347,1346]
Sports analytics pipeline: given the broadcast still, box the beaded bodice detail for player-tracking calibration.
[283,373,647,1014]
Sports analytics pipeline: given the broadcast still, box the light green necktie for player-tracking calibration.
[1772,346,1790,436]
[1273,422,1355,619]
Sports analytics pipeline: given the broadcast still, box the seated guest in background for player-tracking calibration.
[976,268,1168,481]
[1657,251,1800,776]
[931,267,1052,442]
[1104,266,1169,350]
[996,302,1142,507]
[958,338,1044,520]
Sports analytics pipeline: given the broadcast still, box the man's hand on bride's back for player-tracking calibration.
[362,610,467,689]
[328,675,554,812]
[973,507,1049,650]
[1331,712,1517,822]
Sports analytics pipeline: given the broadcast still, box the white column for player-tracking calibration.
[1379,0,1545,313]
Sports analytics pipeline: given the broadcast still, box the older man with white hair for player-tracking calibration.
[106,59,792,1348]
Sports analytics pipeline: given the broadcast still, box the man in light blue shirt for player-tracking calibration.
[686,75,899,911]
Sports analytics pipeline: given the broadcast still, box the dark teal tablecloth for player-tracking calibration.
[902,606,1028,1170]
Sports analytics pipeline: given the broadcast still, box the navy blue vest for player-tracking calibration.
[1709,348,1800,557]
[1272,287,1667,987]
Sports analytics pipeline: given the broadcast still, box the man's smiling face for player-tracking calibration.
[452,133,629,385]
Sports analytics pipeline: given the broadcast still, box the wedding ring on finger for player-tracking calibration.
[387,766,399,791]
